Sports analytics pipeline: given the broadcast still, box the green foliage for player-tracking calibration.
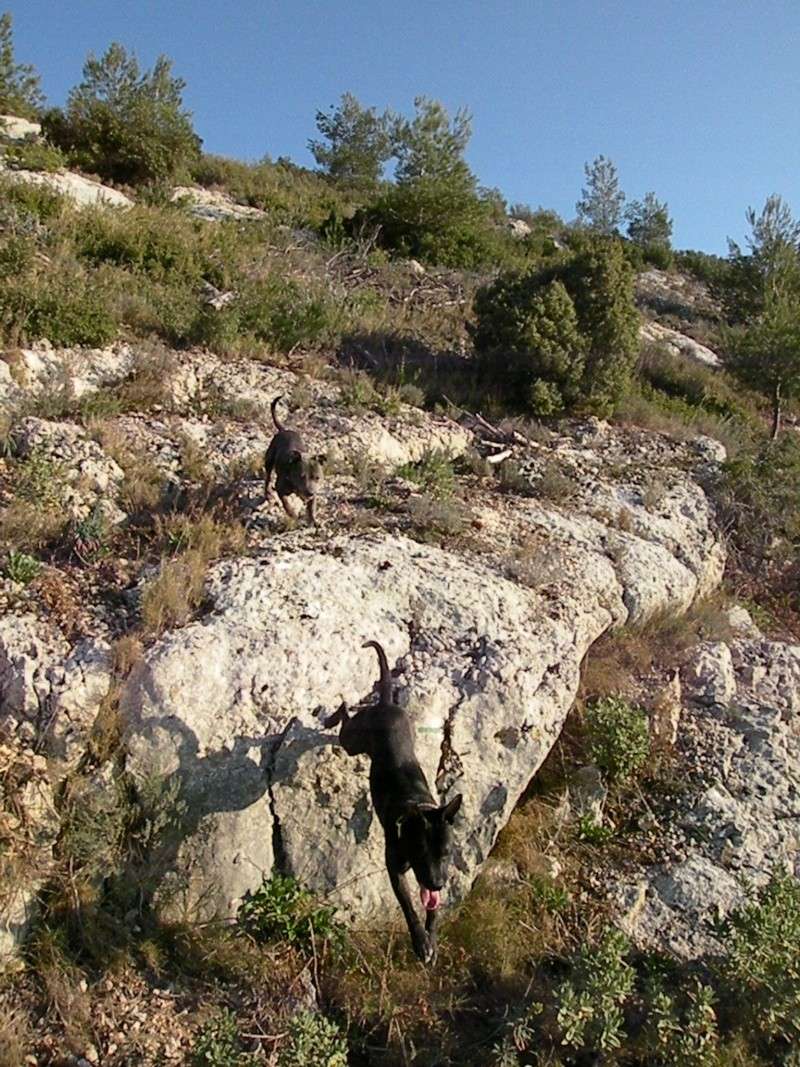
[472,237,638,414]
[576,155,625,235]
[556,927,635,1052]
[645,980,720,1067]
[473,276,587,414]
[237,874,344,954]
[718,872,800,1046]
[0,173,65,221]
[4,139,66,172]
[3,548,40,584]
[0,12,43,118]
[1,276,117,346]
[192,276,340,354]
[42,41,200,184]
[309,92,393,188]
[397,449,456,498]
[192,1009,249,1067]
[365,96,502,268]
[625,191,673,250]
[564,236,640,412]
[584,696,650,783]
[277,1011,348,1067]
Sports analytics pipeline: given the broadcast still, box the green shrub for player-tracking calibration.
[277,1011,348,1067]
[192,1009,249,1067]
[4,139,66,173]
[42,42,200,185]
[397,449,455,498]
[237,874,344,954]
[556,927,635,1053]
[0,175,65,222]
[718,872,800,1047]
[645,981,719,1067]
[473,275,587,413]
[1,278,117,346]
[3,549,41,584]
[472,237,638,415]
[584,696,650,783]
[75,206,210,282]
[0,12,44,118]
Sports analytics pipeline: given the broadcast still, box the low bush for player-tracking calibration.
[584,696,650,783]
[237,874,344,955]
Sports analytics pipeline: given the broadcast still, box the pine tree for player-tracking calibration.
[308,93,393,188]
[625,192,672,249]
[576,155,625,235]
[0,12,44,118]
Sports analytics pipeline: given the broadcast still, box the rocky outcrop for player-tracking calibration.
[636,268,717,320]
[0,341,135,414]
[615,635,800,959]
[639,320,721,368]
[171,186,267,223]
[120,417,726,924]
[0,613,112,772]
[0,115,41,141]
[0,165,133,209]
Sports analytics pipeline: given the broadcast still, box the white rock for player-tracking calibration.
[681,642,736,706]
[640,320,721,369]
[0,164,133,209]
[171,185,266,223]
[0,114,42,141]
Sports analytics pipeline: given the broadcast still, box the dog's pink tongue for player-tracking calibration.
[419,888,441,911]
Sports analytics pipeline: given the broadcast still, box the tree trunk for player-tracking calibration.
[771,381,782,440]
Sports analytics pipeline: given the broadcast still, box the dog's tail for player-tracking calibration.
[270,395,285,431]
[363,640,392,706]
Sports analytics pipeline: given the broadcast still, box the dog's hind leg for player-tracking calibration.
[323,702,350,729]
[386,846,433,964]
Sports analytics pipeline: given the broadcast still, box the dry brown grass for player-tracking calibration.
[0,497,66,552]
[0,1002,31,1067]
[140,515,244,636]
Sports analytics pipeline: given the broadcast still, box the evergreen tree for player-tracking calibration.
[575,155,625,235]
[625,192,672,249]
[42,42,200,184]
[308,93,393,188]
[720,195,800,324]
[0,12,44,118]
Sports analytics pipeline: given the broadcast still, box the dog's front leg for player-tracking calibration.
[424,905,439,960]
[386,847,433,964]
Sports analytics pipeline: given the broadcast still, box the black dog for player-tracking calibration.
[264,395,325,524]
[325,641,462,963]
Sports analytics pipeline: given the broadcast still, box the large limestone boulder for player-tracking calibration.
[122,442,725,924]
[0,342,135,414]
[640,320,721,369]
[171,185,267,223]
[0,115,41,141]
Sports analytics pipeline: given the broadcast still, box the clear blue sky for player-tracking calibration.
[10,0,800,254]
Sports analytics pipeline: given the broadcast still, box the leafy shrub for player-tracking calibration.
[42,42,200,185]
[192,1009,249,1067]
[237,874,344,954]
[472,237,638,415]
[277,1011,348,1067]
[584,696,650,783]
[397,449,455,498]
[645,980,719,1067]
[718,871,800,1047]
[3,549,41,583]
[4,139,66,173]
[0,174,65,222]
[75,206,211,282]
[556,927,635,1052]
[1,278,118,347]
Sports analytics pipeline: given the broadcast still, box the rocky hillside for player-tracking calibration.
[1,122,799,1067]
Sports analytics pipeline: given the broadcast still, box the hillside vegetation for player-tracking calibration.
[0,18,800,1067]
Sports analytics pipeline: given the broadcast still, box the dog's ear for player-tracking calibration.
[441,794,462,823]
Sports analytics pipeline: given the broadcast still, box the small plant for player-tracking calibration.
[4,549,41,584]
[277,1011,348,1067]
[489,1000,544,1067]
[584,695,650,783]
[237,874,344,955]
[408,494,467,540]
[5,140,66,173]
[576,814,614,845]
[717,871,800,1047]
[192,1009,249,1067]
[645,980,719,1067]
[397,449,455,498]
[556,927,635,1053]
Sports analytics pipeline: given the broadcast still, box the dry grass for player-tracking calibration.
[0,1003,32,1067]
[140,515,244,635]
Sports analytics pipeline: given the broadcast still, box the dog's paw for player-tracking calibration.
[412,929,436,965]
